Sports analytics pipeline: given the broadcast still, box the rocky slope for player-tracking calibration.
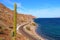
[0,3,35,40]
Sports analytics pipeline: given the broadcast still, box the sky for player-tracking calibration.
[0,0,60,18]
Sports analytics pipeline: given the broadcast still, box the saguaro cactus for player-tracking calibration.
[12,3,17,40]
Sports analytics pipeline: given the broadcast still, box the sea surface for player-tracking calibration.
[34,18,60,40]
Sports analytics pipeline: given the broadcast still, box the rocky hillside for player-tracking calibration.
[0,3,35,40]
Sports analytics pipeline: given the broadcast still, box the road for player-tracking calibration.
[17,22,40,40]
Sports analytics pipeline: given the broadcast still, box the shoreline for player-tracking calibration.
[32,23,46,40]
[23,22,46,40]
[35,23,55,40]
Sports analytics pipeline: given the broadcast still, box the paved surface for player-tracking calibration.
[17,23,40,40]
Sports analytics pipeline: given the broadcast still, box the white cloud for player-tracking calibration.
[3,0,27,13]
[18,8,60,18]
[3,0,22,8]
[4,0,13,5]
[3,0,26,14]
[16,3,21,8]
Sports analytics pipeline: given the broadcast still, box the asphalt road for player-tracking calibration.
[17,23,40,40]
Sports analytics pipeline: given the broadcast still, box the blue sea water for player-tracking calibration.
[34,18,60,40]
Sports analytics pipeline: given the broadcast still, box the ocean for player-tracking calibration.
[34,18,60,40]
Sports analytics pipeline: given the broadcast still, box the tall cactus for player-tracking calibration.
[12,3,17,40]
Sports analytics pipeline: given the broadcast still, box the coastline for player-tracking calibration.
[23,22,46,40]
[35,23,55,40]
[32,23,46,40]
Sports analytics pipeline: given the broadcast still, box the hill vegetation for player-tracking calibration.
[0,3,35,40]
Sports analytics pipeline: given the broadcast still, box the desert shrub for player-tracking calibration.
[0,26,5,34]
[26,27,30,31]
[32,23,36,26]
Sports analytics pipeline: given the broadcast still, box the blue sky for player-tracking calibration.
[0,0,60,18]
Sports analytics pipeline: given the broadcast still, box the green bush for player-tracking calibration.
[26,27,30,31]
[0,26,5,34]
[32,23,36,26]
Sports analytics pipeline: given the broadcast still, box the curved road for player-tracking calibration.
[17,22,40,40]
